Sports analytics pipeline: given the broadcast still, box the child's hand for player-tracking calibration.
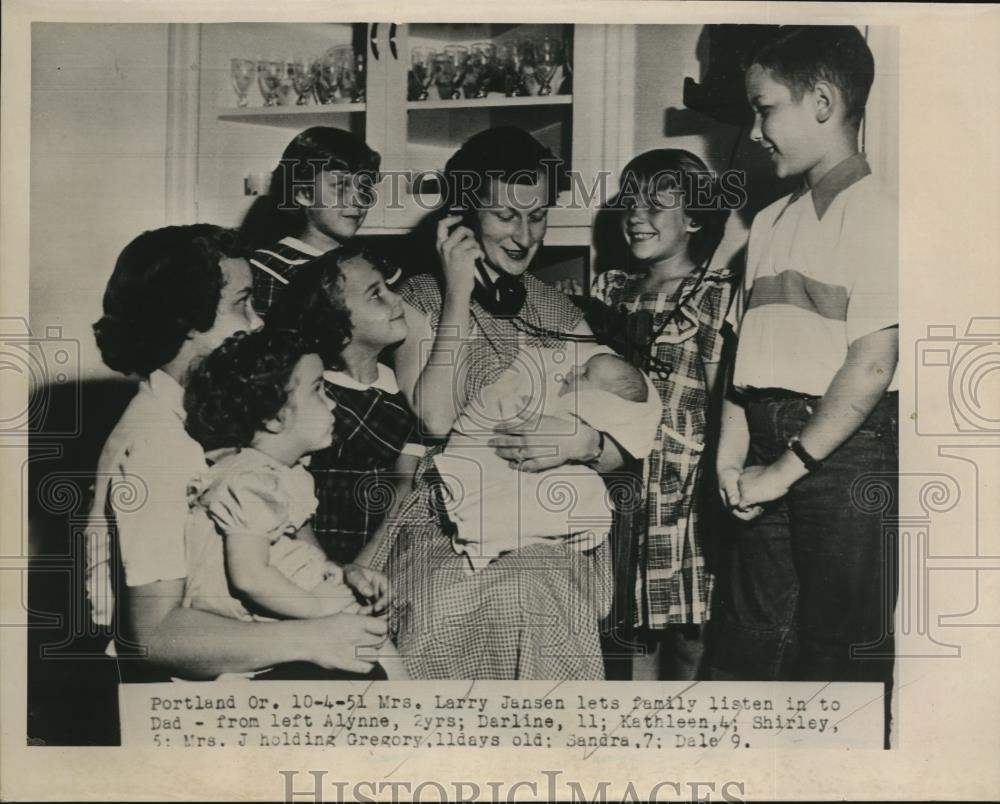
[736,464,789,511]
[717,465,744,509]
[718,464,764,521]
[553,278,584,296]
[343,563,389,613]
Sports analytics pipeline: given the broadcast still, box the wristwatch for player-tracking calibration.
[787,434,823,473]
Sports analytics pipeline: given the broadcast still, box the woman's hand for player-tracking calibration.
[343,563,389,613]
[436,214,483,298]
[489,413,601,473]
[301,614,389,674]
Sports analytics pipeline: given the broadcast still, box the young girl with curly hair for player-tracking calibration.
[182,328,408,678]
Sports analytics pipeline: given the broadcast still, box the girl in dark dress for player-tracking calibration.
[268,245,419,566]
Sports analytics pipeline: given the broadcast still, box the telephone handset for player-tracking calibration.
[448,207,527,319]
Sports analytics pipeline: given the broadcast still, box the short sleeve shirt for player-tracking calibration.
[91,370,208,589]
[730,154,898,395]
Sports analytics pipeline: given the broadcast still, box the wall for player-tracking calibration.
[31,23,171,381]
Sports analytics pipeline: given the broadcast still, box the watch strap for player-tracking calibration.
[787,435,822,473]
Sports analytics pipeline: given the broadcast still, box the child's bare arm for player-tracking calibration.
[738,327,898,508]
[296,521,321,549]
[798,327,897,455]
[714,352,754,514]
[225,532,343,619]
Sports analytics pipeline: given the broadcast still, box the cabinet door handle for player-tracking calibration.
[389,23,398,60]
[370,23,379,61]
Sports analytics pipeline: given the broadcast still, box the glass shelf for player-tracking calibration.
[406,94,571,111]
[218,103,367,127]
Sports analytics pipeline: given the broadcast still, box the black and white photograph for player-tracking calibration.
[2,1,998,801]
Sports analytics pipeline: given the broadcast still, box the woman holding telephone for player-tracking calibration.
[366,126,660,679]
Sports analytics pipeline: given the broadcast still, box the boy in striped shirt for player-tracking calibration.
[712,26,898,697]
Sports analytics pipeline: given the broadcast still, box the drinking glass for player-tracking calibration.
[443,44,469,100]
[409,46,435,101]
[433,52,455,100]
[335,45,365,103]
[518,39,540,96]
[256,61,283,106]
[535,35,562,96]
[500,42,524,97]
[351,49,367,103]
[312,49,340,104]
[469,42,498,99]
[289,61,314,105]
[230,58,254,107]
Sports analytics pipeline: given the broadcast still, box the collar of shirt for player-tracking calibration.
[279,236,325,257]
[781,152,872,222]
[205,445,310,471]
[323,364,400,394]
[146,369,186,422]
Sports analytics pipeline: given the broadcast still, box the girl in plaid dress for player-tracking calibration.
[592,149,734,679]
[268,245,419,566]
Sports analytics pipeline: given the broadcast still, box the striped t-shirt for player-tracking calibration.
[731,154,898,396]
[249,236,324,318]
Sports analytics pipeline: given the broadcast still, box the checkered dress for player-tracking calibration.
[308,376,417,564]
[370,273,614,679]
[249,237,321,318]
[593,265,734,628]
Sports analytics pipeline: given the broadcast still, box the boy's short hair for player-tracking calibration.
[587,354,648,404]
[93,224,246,377]
[184,328,316,452]
[750,25,875,126]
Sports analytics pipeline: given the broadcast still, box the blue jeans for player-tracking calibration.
[711,393,898,684]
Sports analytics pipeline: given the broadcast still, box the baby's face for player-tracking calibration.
[558,355,620,397]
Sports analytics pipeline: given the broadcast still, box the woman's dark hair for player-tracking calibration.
[184,328,316,451]
[267,243,395,371]
[93,224,246,377]
[441,126,564,211]
[616,149,731,267]
[238,126,382,249]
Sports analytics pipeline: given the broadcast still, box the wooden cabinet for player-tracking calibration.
[178,22,635,246]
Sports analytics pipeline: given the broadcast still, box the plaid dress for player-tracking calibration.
[308,366,417,564]
[371,273,614,679]
[249,236,323,318]
[593,265,734,627]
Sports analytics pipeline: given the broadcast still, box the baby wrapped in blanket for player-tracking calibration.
[434,344,661,571]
